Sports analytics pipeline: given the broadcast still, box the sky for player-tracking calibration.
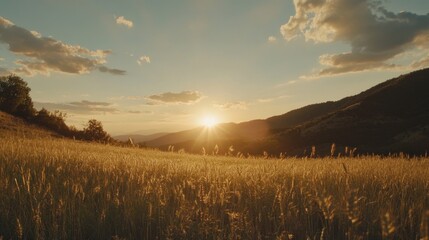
[1,0,429,135]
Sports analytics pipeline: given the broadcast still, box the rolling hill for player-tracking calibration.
[0,111,59,138]
[113,132,169,143]
[146,68,429,156]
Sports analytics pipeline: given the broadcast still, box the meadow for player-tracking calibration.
[0,130,428,239]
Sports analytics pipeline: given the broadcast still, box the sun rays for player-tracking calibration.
[201,115,219,128]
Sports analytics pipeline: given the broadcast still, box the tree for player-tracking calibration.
[34,108,70,135]
[0,74,112,142]
[83,119,110,142]
[0,75,35,118]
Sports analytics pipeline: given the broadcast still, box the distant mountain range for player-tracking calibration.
[128,68,429,156]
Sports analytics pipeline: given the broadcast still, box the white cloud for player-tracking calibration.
[137,55,151,65]
[0,16,125,76]
[30,30,41,38]
[115,16,133,28]
[280,0,429,77]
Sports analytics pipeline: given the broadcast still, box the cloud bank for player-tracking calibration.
[0,16,125,76]
[281,0,429,76]
[146,91,203,105]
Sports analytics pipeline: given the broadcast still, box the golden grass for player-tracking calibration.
[0,131,428,239]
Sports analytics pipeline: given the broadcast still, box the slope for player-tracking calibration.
[0,111,59,139]
[113,132,169,143]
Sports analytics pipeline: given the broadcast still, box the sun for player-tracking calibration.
[201,115,218,128]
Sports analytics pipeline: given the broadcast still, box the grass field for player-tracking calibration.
[0,130,428,239]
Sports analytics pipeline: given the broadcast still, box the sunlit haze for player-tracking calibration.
[201,115,218,128]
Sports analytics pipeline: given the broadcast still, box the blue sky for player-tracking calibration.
[1,0,429,135]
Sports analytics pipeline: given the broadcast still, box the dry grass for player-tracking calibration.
[0,130,428,239]
[0,111,58,139]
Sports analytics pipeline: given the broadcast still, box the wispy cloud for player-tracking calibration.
[213,101,247,110]
[115,16,133,28]
[276,79,299,88]
[268,36,277,43]
[137,55,151,65]
[281,0,429,77]
[0,16,125,76]
[127,110,153,114]
[109,96,144,101]
[411,55,429,69]
[146,91,203,105]
[258,95,289,103]
[128,110,141,114]
[34,100,118,114]
[98,66,126,75]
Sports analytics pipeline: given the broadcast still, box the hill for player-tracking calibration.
[113,132,169,143]
[0,111,59,139]
[146,68,429,156]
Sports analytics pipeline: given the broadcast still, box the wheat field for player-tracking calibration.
[0,131,428,239]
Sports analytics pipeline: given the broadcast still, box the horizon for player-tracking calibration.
[1,0,429,135]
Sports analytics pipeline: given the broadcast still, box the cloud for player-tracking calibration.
[115,16,133,28]
[98,66,126,75]
[127,110,153,114]
[34,100,118,114]
[411,54,429,69]
[109,96,144,101]
[213,101,247,110]
[258,95,289,103]
[137,55,151,65]
[280,0,429,76]
[0,16,125,76]
[128,110,141,114]
[146,91,203,105]
[268,36,277,43]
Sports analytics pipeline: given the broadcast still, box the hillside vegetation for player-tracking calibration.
[0,111,58,139]
[0,116,428,239]
[145,68,429,156]
[0,75,111,143]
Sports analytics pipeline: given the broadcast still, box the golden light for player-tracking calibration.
[201,115,218,128]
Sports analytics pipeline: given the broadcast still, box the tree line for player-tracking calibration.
[0,75,111,142]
